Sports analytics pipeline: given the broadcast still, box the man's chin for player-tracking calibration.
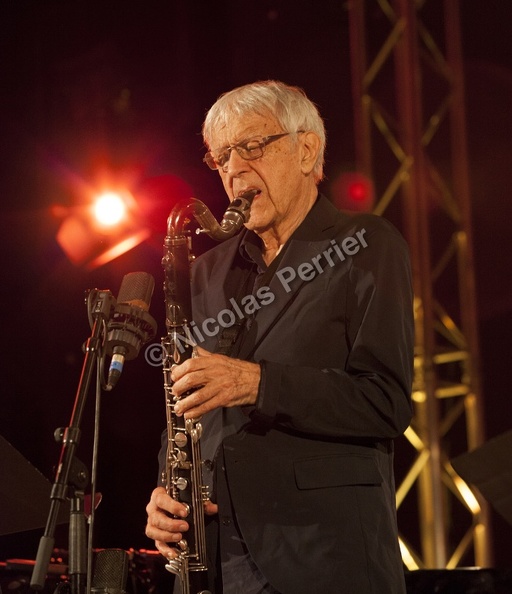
[244,219,271,235]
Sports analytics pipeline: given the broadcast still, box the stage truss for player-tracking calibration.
[347,0,492,568]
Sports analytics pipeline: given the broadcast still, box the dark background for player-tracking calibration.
[1,0,511,571]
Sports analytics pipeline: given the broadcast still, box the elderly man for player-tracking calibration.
[145,80,414,594]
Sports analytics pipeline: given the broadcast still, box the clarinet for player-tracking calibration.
[161,190,257,594]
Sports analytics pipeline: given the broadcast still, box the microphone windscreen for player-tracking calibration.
[91,548,129,594]
[117,272,155,311]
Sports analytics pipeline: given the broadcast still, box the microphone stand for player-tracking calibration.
[31,289,115,594]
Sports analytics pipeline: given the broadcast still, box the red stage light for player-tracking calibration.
[331,172,375,213]
[347,180,368,202]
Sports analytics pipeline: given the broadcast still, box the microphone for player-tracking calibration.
[105,271,157,390]
[91,548,129,594]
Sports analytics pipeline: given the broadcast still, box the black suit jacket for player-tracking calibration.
[166,195,414,593]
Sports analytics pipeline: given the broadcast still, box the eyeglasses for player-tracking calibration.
[203,132,292,171]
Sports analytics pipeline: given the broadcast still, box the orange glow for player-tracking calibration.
[56,185,148,268]
[53,165,196,268]
[93,192,127,226]
[86,228,152,269]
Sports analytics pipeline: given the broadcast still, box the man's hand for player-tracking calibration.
[145,487,219,560]
[145,487,190,560]
[170,347,261,418]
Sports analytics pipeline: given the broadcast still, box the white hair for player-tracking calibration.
[203,80,326,182]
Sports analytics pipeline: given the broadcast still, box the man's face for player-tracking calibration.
[208,113,314,235]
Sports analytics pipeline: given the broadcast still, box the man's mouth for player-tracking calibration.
[238,188,261,200]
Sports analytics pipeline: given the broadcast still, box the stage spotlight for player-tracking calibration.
[93,191,127,226]
[56,190,150,269]
[331,172,375,213]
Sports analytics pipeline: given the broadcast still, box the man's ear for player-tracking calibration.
[299,131,321,175]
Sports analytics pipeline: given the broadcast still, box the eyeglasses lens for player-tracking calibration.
[204,134,289,170]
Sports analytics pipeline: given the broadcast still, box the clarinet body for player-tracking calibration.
[161,190,257,594]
